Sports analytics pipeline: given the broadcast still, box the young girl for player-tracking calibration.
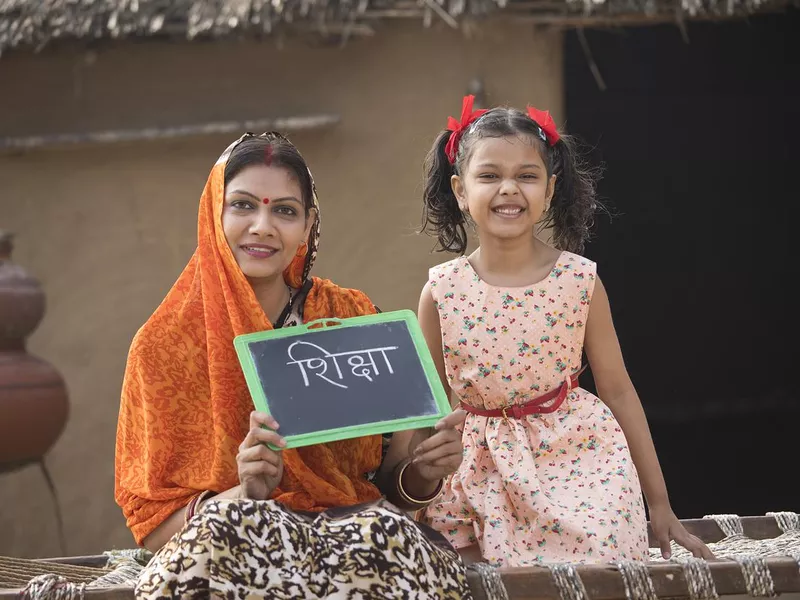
[417,96,713,567]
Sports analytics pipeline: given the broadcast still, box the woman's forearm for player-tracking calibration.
[142,485,242,552]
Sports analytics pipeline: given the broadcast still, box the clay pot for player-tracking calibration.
[0,231,69,472]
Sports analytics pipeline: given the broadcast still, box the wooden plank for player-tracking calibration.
[4,557,799,599]
[5,514,795,598]
[40,555,109,568]
[359,6,785,26]
[0,114,340,152]
[647,515,785,546]
[468,557,800,600]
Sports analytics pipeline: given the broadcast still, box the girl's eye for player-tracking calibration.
[478,173,498,179]
[520,174,538,180]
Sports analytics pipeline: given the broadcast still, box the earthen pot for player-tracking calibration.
[0,231,69,472]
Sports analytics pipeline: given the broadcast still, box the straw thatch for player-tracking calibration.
[0,0,792,55]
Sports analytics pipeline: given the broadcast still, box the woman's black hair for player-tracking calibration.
[421,107,601,255]
[224,133,315,215]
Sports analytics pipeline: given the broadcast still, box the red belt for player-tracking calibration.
[461,366,587,419]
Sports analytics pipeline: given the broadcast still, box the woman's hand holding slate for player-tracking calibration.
[409,409,467,482]
[237,411,286,500]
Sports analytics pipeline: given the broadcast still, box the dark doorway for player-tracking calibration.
[564,11,799,519]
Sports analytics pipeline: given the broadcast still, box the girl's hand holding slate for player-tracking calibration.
[237,411,286,501]
[409,409,467,483]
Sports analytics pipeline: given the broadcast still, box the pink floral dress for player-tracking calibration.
[422,251,649,567]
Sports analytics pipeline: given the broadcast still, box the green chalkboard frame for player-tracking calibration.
[233,309,451,449]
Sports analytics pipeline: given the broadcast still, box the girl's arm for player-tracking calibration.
[377,282,465,505]
[417,281,454,406]
[584,277,712,560]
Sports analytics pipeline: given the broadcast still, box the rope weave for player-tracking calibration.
[547,563,589,600]
[617,560,658,600]
[650,512,800,562]
[469,562,511,600]
[86,559,142,588]
[19,574,86,600]
[103,547,153,566]
[767,512,800,533]
[0,557,105,588]
[736,556,777,597]
[704,514,744,537]
[1,553,145,600]
[5,512,800,599]
[680,557,719,600]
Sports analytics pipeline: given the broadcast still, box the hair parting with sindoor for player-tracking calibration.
[224,133,315,216]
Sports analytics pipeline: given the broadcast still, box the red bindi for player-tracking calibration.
[262,198,270,204]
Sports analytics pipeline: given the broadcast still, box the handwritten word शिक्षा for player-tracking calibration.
[286,341,399,389]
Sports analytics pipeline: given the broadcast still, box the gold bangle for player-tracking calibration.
[184,494,199,525]
[396,460,443,507]
[184,490,216,524]
[195,489,216,513]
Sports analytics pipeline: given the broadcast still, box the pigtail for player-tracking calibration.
[543,134,603,254]
[421,130,469,254]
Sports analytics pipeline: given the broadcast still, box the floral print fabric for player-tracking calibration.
[422,252,648,566]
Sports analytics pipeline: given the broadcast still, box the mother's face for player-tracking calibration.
[222,164,314,282]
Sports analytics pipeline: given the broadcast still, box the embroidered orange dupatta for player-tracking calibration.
[115,135,382,545]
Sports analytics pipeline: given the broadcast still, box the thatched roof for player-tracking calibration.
[0,0,790,55]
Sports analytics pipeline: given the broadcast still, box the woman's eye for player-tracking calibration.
[520,174,538,180]
[478,173,497,179]
[231,200,254,210]
[275,206,298,216]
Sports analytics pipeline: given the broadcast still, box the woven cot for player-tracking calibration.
[2,513,799,600]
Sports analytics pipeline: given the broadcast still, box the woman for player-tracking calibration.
[115,132,471,598]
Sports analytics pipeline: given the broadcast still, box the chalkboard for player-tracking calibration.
[233,310,451,448]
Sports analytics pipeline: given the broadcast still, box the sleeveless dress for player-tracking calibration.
[422,251,649,567]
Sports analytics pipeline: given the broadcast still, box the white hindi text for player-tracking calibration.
[286,341,399,389]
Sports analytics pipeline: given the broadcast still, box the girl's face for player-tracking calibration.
[452,135,555,244]
[222,164,314,282]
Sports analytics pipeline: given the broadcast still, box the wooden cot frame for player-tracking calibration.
[1,515,799,599]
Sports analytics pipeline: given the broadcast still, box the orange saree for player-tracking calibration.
[115,136,381,545]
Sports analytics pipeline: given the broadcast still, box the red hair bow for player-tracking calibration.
[445,95,488,165]
[526,106,560,146]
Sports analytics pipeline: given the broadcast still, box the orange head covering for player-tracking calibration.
[115,133,382,545]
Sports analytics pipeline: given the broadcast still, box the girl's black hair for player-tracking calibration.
[224,133,315,215]
[421,107,601,255]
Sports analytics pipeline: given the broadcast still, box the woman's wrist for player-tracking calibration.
[184,490,217,523]
[388,459,442,510]
[401,461,441,498]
